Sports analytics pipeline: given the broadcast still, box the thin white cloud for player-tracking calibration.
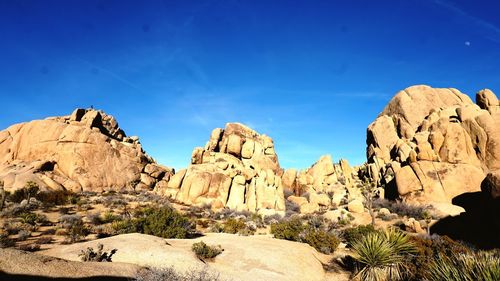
[76,58,145,94]
[433,0,500,43]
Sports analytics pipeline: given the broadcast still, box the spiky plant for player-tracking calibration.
[352,228,416,281]
[425,251,500,281]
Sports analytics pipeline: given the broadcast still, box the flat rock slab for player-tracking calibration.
[41,232,332,281]
[0,248,141,280]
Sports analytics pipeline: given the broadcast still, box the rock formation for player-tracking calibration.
[366,85,500,204]
[155,123,286,215]
[0,108,173,193]
[280,155,360,213]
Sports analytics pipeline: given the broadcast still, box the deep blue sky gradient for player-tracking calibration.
[1,0,499,169]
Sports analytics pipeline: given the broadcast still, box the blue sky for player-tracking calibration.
[0,0,499,170]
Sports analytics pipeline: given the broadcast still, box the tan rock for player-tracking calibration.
[348,199,364,213]
[241,139,255,159]
[482,170,500,199]
[287,195,308,206]
[300,202,319,214]
[309,192,331,207]
[477,89,499,114]
[0,109,157,193]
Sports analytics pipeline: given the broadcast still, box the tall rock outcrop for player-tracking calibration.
[0,108,173,192]
[281,155,356,195]
[155,123,285,215]
[366,85,500,204]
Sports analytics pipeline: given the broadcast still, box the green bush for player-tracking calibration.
[270,218,304,241]
[223,218,246,234]
[342,224,377,247]
[9,181,40,203]
[352,228,417,281]
[112,206,195,239]
[271,217,340,255]
[102,211,120,224]
[425,251,500,281]
[19,212,49,226]
[409,235,471,280]
[191,241,223,260]
[302,228,340,254]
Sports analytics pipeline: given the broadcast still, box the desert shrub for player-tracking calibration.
[19,243,40,252]
[0,230,15,248]
[17,230,31,241]
[112,207,195,239]
[196,219,211,228]
[59,214,83,228]
[58,207,70,215]
[302,228,340,254]
[271,217,339,254]
[352,228,417,281]
[59,214,88,243]
[135,266,222,281]
[342,224,377,247]
[87,212,103,225]
[408,234,471,280]
[111,219,140,235]
[8,189,28,203]
[373,199,433,220]
[79,243,117,262]
[425,251,500,281]
[8,181,40,204]
[35,190,73,206]
[191,241,223,260]
[1,203,30,218]
[140,207,194,238]
[208,222,224,233]
[222,218,246,234]
[102,211,120,223]
[34,236,53,244]
[270,217,304,241]
[285,199,300,214]
[263,213,283,225]
[19,212,49,226]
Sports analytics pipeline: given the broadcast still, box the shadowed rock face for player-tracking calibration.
[0,108,173,193]
[366,85,500,204]
[155,123,286,215]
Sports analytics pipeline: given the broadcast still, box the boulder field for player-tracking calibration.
[1,84,498,212]
[365,85,499,204]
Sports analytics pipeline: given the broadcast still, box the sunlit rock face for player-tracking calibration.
[155,122,286,215]
[0,108,173,193]
[366,85,500,204]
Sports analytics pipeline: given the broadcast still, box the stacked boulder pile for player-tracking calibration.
[155,123,286,215]
[366,85,500,205]
[0,108,173,193]
[281,155,363,214]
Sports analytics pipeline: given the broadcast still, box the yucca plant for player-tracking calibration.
[425,251,500,281]
[351,228,416,281]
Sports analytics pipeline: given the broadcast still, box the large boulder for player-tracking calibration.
[366,85,500,204]
[156,123,285,214]
[0,108,173,193]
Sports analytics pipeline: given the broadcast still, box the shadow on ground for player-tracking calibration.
[0,272,130,281]
[430,190,500,250]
